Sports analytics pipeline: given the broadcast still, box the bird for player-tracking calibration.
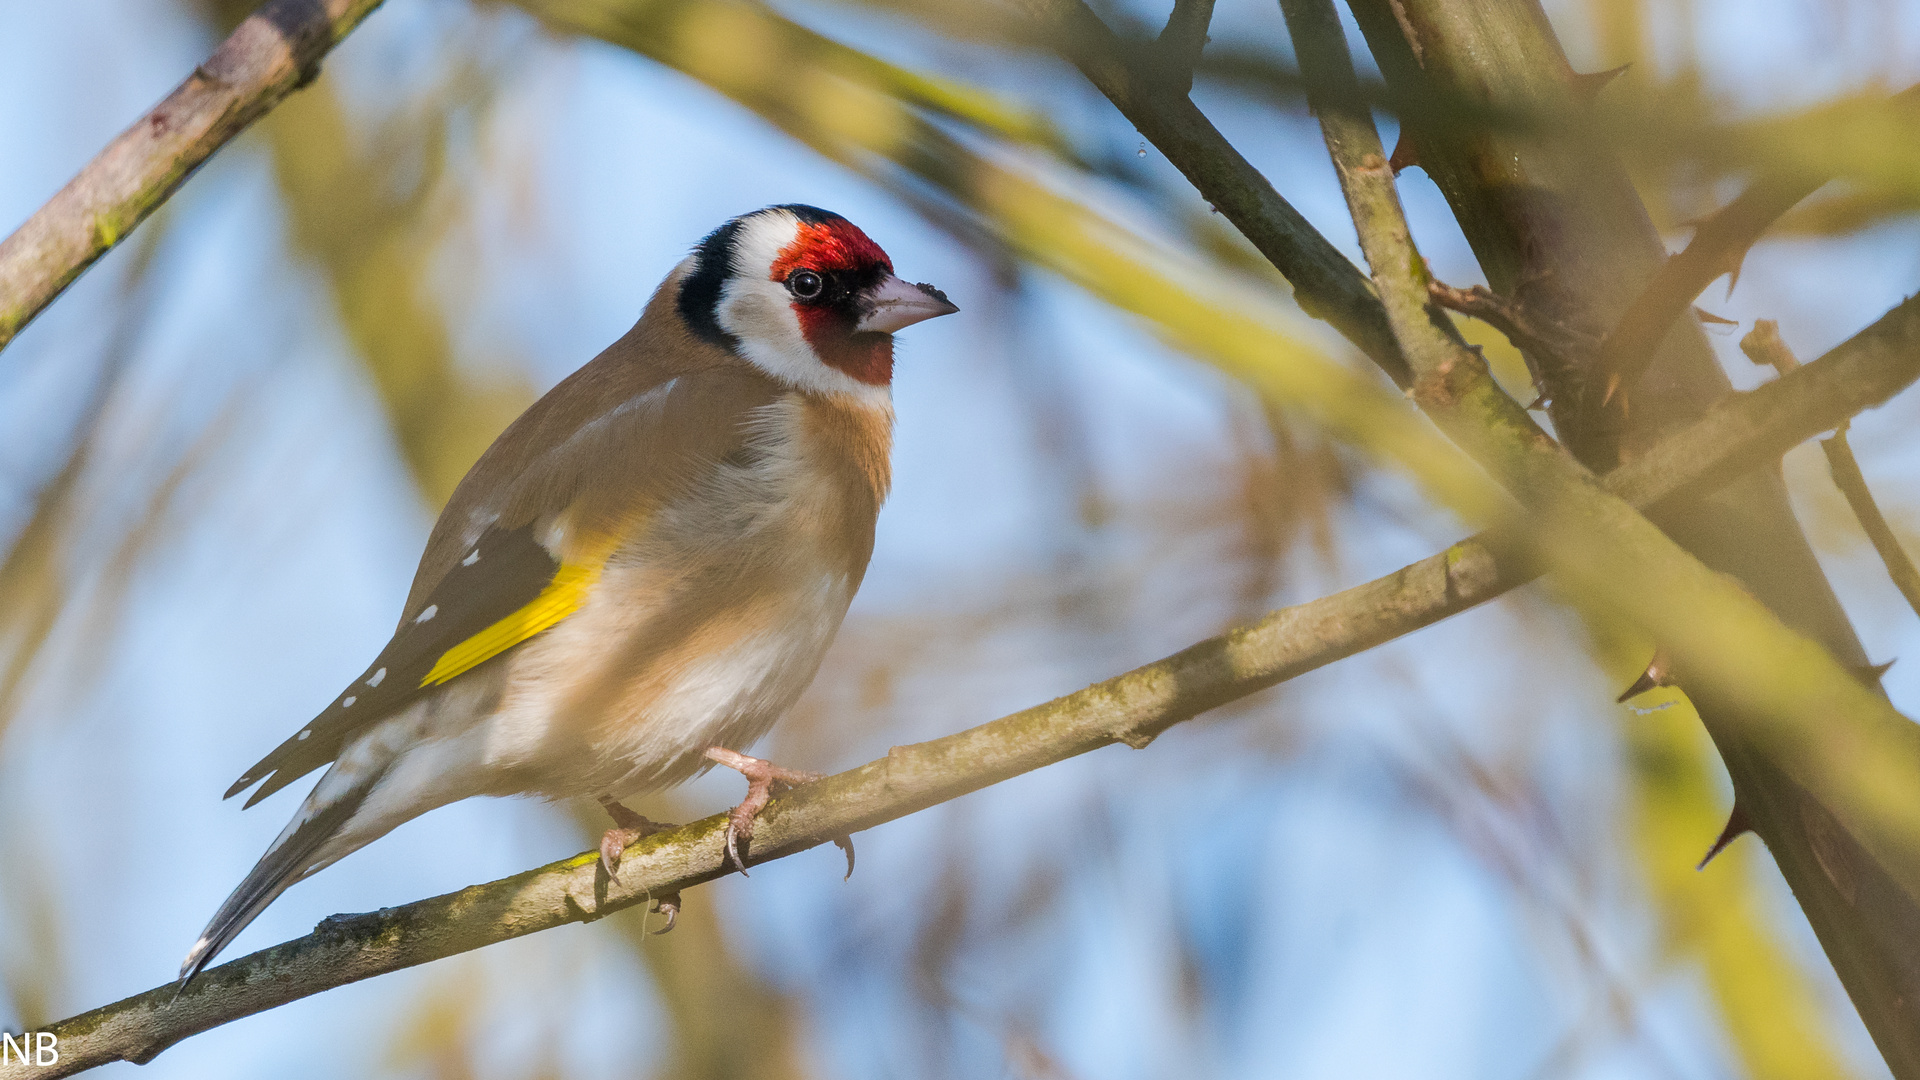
[179,204,957,986]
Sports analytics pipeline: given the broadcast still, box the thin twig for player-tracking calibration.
[1012,0,1412,386]
[1427,280,1605,405]
[17,261,1920,1080]
[1742,319,1920,621]
[0,0,387,356]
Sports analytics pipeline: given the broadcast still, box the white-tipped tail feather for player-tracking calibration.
[178,774,374,986]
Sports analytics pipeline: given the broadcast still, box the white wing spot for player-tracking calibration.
[297,729,312,741]
[342,696,356,708]
[462,549,480,566]
[367,667,387,687]
[415,605,438,623]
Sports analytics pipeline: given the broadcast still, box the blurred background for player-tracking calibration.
[3,0,1920,1076]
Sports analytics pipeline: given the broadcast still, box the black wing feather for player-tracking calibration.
[225,523,562,806]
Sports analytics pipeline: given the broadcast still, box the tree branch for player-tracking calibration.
[1345,2,1920,1070]
[1742,319,1920,622]
[0,0,386,356]
[17,264,1920,1079]
[1012,0,1412,386]
[1597,84,1920,406]
[1152,0,1215,94]
[500,6,1920,906]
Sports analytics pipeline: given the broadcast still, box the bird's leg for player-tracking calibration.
[704,746,824,874]
[597,795,674,876]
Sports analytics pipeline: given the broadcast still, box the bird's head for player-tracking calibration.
[677,205,957,394]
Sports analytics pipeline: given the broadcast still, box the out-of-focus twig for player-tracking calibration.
[0,216,170,735]
[1598,84,1920,406]
[1743,319,1920,622]
[0,0,386,356]
[19,256,1920,1078]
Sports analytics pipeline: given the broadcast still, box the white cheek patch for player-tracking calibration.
[715,210,891,404]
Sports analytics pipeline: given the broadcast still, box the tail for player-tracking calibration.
[177,776,375,990]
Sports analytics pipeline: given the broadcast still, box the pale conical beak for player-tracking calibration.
[855,274,959,334]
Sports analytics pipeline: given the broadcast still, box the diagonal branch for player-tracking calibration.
[0,0,386,356]
[1742,320,1920,622]
[18,263,1920,1079]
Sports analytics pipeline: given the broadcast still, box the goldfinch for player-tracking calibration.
[180,205,956,983]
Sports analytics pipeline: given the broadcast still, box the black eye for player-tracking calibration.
[787,269,825,301]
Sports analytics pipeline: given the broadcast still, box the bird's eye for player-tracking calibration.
[787,269,825,301]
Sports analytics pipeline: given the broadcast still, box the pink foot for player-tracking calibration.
[597,797,681,933]
[597,796,672,875]
[703,747,824,874]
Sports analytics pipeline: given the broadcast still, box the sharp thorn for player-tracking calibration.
[1856,658,1897,686]
[1617,651,1672,702]
[1725,253,1749,298]
[1697,805,1752,870]
[1388,130,1420,175]
[1570,63,1630,103]
[1616,671,1657,703]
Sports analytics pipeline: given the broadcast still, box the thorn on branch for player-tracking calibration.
[1388,130,1420,175]
[1697,804,1751,869]
[1857,659,1897,687]
[1568,64,1629,104]
[1616,648,1673,703]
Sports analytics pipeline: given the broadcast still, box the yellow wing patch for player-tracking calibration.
[419,562,603,687]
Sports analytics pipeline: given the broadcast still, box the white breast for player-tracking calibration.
[475,392,883,800]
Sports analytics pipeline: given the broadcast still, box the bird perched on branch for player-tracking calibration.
[180,205,956,985]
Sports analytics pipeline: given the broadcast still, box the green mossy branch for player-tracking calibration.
[15,290,1920,1079]
[0,0,386,355]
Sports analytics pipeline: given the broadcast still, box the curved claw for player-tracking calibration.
[834,834,856,880]
[723,822,750,876]
[600,829,635,877]
[650,893,681,935]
